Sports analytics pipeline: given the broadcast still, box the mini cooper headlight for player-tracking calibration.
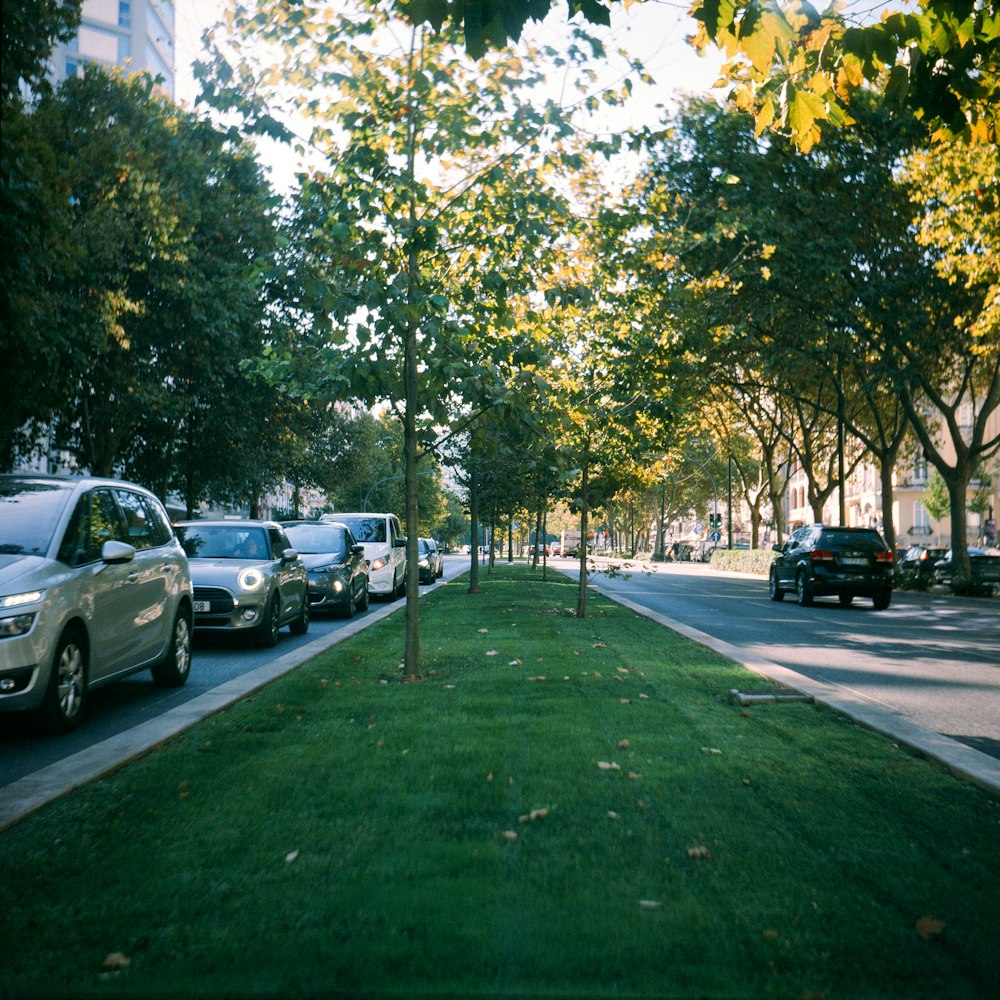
[237,567,266,592]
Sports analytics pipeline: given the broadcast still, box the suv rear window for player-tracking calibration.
[818,529,887,553]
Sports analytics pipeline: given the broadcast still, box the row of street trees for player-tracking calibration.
[3,0,998,678]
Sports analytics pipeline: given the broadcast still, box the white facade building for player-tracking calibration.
[49,0,176,97]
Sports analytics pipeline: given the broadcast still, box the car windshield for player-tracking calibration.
[176,524,269,559]
[0,480,73,555]
[820,530,886,553]
[284,525,346,555]
[336,516,386,543]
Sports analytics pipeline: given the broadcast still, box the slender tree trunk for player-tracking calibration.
[577,443,590,618]
[401,27,421,681]
[468,465,480,594]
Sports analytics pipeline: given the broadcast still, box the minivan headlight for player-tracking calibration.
[0,590,44,610]
[370,557,388,571]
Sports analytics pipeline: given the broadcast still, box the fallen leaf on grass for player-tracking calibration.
[528,675,546,682]
[102,953,131,971]
[485,650,499,657]
[478,628,489,634]
[701,747,723,755]
[518,807,549,823]
[687,844,712,861]
[607,810,620,819]
[638,900,662,909]
[285,850,299,863]
[508,659,521,666]
[762,929,779,940]
[915,916,946,941]
[593,641,606,649]
[628,772,642,780]
[502,830,518,841]
[618,739,631,749]
[597,760,621,770]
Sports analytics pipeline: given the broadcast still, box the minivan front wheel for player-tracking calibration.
[39,628,87,733]
[769,567,784,602]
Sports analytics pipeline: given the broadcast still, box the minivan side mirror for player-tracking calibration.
[394,536,407,547]
[772,543,783,553]
[102,540,136,565]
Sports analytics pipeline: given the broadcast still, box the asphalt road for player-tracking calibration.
[564,558,1000,760]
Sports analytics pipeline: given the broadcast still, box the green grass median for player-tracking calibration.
[3,564,998,999]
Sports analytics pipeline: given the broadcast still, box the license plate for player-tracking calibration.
[839,557,868,567]
[194,601,211,613]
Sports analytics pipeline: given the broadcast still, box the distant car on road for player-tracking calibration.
[417,538,444,583]
[897,545,947,587]
[770,524,894,609]
[0,473,193,733]
[932,547,1000,594]
[175,520,309,646]
[281,520,369,617]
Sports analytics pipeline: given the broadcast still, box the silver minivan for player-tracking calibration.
[0,474,194,732]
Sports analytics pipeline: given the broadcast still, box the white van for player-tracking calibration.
[323,512,406,598]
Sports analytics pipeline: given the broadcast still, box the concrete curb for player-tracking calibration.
[583,576,1000,798]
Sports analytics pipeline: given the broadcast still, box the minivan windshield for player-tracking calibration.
[0,479,73,555]
[336,516,386,543]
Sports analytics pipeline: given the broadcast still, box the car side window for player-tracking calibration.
[58,489,128,566]
[142,494,174,547]
[268,526,291,557]
[115,489,155,550]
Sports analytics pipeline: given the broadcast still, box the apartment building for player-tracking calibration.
[48,0,176,97]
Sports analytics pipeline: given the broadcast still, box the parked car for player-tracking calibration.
[0,473,193,733]
[770,524,894,609]
[174,520,309,646]
[281,520,369,617]
[417,537,444,584]
[932,547,1000,593]
[323,513,406,599]
[897,545,948,587]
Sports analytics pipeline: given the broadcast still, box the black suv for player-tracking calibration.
[770,525,894,609]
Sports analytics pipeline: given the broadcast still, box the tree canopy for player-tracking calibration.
[398,0,1000,147]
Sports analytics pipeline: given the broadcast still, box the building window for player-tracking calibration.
[66,56,79,77]
[913,456,928,484]
[118,34,131,61]
[119,0,131,27]
[913,500,930,532]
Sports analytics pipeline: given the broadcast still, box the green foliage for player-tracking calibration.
[923,469,951,522]
[398,0,1000,147]
[1,0,82,107]
[708,546,775,575]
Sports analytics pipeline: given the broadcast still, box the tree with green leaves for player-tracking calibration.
[197,0,637,673]
[3,68,284,505]
[2,0,82,107]
[399,0,1000,147]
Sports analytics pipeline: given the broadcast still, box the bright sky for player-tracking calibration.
[173,0,723,189]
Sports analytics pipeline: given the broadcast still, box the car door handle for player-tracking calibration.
[126,572,141,584]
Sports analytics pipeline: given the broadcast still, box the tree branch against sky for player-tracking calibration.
[394,0,1000,148]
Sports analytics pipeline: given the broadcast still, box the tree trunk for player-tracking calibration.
[577,444,590,618]
[468,467,480,594]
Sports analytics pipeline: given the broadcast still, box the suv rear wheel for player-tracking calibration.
[796,571,814,607]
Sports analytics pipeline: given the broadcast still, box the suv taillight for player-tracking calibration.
[875,551,894,564]
[811,549,834,562]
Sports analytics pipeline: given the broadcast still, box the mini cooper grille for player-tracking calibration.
[193,587,235,613]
